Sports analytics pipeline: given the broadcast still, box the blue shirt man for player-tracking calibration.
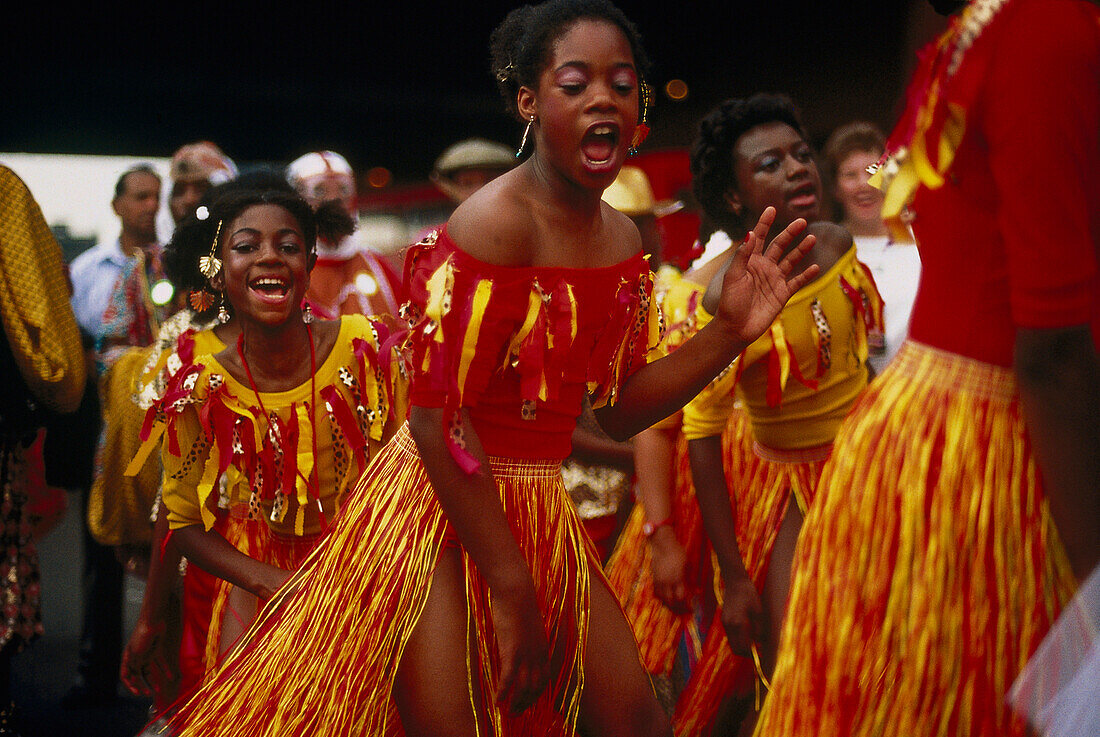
[68,165,162,342]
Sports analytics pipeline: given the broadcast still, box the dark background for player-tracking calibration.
[5,2,947,183]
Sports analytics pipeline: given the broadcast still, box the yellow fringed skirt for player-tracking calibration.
[160,423,599,736]
[673,433,827,737]
[754,341,1077,737]
[201,514,325,677]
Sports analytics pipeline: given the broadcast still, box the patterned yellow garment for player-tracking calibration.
[682,245,881,450]
[0,165,84,413]
[137,314,402,538]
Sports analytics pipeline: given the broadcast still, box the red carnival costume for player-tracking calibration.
[755,1,1098,734]
[158,226,662,735]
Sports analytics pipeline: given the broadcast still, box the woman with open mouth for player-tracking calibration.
[151,3,821,735]
[127,183,406,727]
[673,92,883,737]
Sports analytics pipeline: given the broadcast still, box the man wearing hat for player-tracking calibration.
[430,138,516,206]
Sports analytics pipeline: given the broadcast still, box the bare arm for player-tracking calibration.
[569,402,634,471]
[689,435,762,657]
[1015,325,1100,580]
[595,208,819,440]
[633,424,690,613]
[408,405,549,714]
[120,502,181,698]
[172,524,289,601]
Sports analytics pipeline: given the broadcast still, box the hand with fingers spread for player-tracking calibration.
[720,571,766,659]
[649,525,693,615]
[714,206,820,344]
[491,578,551,714]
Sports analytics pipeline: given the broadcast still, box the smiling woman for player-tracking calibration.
[126,184,407,710]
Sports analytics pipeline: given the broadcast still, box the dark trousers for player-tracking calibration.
[74,483,123,696]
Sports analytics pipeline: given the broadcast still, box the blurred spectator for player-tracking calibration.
[430,137,515,206]
[60,164,162,709]
[286,151,402,319]
[822,121,921,374]
[167,142,238,226]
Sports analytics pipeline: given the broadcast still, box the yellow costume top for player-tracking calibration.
[683,246,882,449]
[132,314,403,537]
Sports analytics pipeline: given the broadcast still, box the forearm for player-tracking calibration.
[569,425,634,470]
[172,524,287,600]
[1015,326,1100,580]
[632,425,677,524]
[135,503,181,623]
[596,319,744,441]
[409,406,535,596]
[688,435,749,583]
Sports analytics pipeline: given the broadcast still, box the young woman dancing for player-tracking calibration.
[127,184,404,715]
[155,2,819,735]
[674,93,883,737]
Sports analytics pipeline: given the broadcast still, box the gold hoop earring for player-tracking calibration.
[516,116,534,158]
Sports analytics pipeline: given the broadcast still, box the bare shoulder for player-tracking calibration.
[443,169,536,267]
[600,202,644,265]
[806,221,854,258]
[803,221,854,277]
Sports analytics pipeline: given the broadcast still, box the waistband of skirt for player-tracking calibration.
[889,340,1017,402]
[391,422,563,479]
[753,440,833,464]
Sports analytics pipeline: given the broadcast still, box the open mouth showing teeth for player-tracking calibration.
[250,276,290,297]
[582,125,619,164]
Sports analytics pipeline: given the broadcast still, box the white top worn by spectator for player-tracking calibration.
[853,234,921,376]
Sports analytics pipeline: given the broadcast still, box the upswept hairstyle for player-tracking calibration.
[164,176,353,320]
[690,93,806,238]
[489,0,651,121]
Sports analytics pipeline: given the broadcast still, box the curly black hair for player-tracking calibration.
[163,177,353,320]
[690,93,806,238]
[489,0,651,121]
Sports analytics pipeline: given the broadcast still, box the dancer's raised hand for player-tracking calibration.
[713,206,820,344]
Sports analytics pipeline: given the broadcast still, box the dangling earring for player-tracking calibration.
[628,81,652,157]
[516,116,534,158]
[302,302,314,325]
[217,294,231,324]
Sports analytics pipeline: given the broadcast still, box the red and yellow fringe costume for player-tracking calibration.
[128,313,406,696]
[754,343,1076,735]
[675,245,881,736]
[757,0,1097,732]
[606,268,712,686]
[157,227,663,736]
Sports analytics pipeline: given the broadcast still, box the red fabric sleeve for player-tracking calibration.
[983,0,1100,329]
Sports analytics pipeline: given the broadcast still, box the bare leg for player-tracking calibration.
[737,493,804,737]
[578,572,673,737]
[394,547,488,737]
